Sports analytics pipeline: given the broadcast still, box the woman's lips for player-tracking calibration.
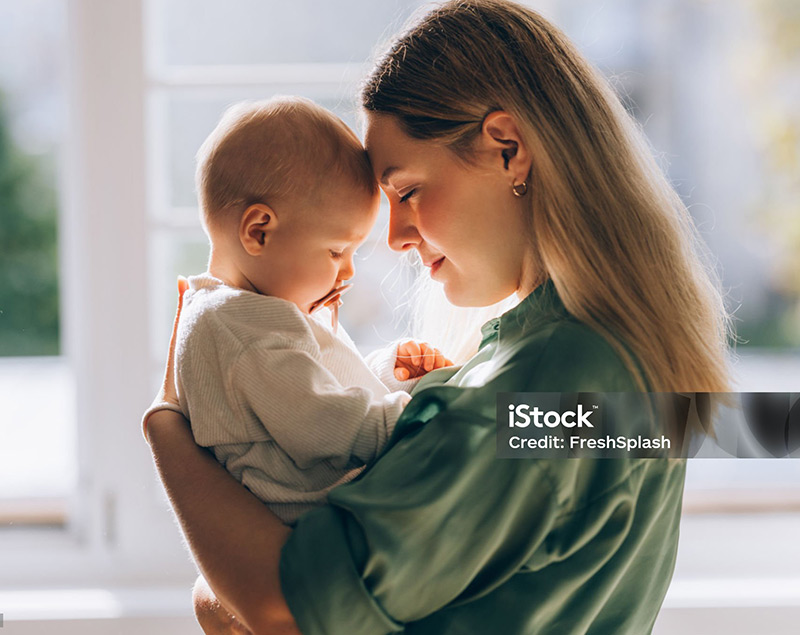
[429,257,445,277]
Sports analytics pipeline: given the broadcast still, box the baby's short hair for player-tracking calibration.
[195,96,377,228]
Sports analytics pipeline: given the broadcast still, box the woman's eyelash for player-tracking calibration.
[330,250,343,259]
[399,189,416,203]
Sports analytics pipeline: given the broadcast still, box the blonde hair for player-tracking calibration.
[362,0,733,392]
[196,96,377,228]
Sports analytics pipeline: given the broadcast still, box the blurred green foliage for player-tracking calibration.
[0,94,60,356]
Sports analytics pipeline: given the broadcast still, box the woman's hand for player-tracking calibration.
[143,276,299,634]
[158,276,189,406]
[395,340,453,380]
[142,276,189,443]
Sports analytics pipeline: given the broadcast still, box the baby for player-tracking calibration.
[172,96,450,525]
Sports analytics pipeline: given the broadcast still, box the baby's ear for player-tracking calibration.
[239,203,277,255]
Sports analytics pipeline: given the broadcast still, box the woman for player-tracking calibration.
[144,1,732,633]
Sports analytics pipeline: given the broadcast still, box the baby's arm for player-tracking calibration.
[234,341,409,469]
[395,340,453,380]
[365,340,453,393]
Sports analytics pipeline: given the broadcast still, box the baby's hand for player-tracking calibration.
[395,340,453,381]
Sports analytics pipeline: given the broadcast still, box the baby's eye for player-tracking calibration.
[329,250,343,259]
[399,189,416,203]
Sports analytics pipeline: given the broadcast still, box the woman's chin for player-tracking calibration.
[442,277,517,308]
[442,282,491,308]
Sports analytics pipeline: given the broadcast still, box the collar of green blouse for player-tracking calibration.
[478,278,567,350]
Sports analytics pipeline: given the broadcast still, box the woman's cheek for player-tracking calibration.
[416,192,451,244]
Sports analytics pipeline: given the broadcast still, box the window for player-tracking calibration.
[0,0,76,526]
[553,0,800,508]
[145,0,433,362]
[4,1,798,621]
[2,0,438,592]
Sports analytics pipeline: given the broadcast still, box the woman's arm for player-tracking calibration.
[192,574,253,634]
[144,278,300,634]
[147,410,300,634]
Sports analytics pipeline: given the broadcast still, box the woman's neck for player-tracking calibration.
[515,253,546,300]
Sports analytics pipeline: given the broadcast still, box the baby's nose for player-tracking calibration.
[339,259,355,281]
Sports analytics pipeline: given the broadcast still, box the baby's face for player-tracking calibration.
[252,184,380,314]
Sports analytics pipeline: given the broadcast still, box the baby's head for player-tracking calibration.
[196,96,380,313]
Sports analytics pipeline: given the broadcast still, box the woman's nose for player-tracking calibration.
[387,202,421,252]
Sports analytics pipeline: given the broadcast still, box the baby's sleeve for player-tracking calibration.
[233,341,409,470]
[364,342,422,394]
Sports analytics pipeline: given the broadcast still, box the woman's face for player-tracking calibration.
[364,112,534,307]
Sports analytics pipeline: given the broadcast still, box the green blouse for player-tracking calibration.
[280,280,686,634]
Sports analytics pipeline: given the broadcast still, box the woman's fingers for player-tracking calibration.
[161,276,188,405]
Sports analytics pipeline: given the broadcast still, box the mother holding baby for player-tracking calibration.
[144,1,731,633]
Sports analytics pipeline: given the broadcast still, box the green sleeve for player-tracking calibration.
[279,321,639,634]
[280,405,563,634]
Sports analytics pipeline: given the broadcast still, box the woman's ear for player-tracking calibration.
[239,203,277,255]
[480,111,532,186]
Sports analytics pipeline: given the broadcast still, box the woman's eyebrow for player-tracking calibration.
[379,166,399,185]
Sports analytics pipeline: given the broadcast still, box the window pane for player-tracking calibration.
[149,229,210,362]
[0,0,64,357]
[158,89,361,211]
[0,0,73,512]
[146,0,800,502]
[555,0,800,349]
[152,0,429,67]
[0,358,76,499]
[340,230,415,352]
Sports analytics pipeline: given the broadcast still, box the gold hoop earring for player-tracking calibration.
[512,181,528,197]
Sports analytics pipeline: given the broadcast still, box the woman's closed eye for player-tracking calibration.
[329,250,343,259]
[399,188,417,203]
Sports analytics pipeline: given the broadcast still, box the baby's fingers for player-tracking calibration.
[418,342,449,372]
[422,344,437,372]
[310,283,352,313]
[398,340,423,370]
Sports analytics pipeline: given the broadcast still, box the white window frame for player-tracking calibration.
[2,1,798,629]
[1,0,197,590]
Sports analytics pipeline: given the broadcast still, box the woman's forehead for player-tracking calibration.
[364,113,431,180]
[364,114,411,166]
